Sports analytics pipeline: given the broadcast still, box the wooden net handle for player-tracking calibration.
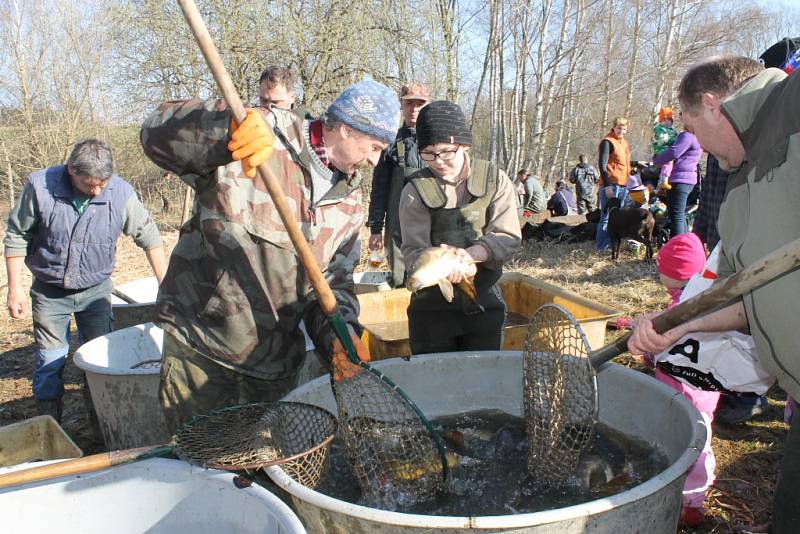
[176,0,338,315]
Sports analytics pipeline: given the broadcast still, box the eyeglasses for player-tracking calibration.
[420,149,459,162]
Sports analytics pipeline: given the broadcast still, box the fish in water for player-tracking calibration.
[382,450,460,482]
[570,454,615,491]
[440,430,469,455]
[491,425,528,462]
[406,247,479,304]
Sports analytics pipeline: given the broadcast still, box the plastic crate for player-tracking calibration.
[0,416,82,467]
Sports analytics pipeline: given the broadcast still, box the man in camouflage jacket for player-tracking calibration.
[140,80,399,431]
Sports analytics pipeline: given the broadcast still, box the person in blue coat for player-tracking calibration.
[546,180,578,216]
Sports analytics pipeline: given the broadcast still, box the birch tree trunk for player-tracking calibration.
[560,0,587,176]
[525,0,553,175]
[600,0,616,129]
[652,0,680,116]
[623,0,643,118]
[509,0,532,175]
[436,0,460,101]
[538,0,572,188]
[470,0,498,129]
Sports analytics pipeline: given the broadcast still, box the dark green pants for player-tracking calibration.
[772,399,800,533]
[159,331,299,434]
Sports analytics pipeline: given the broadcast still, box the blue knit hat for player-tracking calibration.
[326,80,400,144]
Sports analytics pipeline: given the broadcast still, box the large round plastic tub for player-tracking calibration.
[267,351,706,533]
[74,323,169,449]
[111,276,159,330]
[0,458,305,533]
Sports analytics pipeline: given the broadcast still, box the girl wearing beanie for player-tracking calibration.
[628,235,769,527]
[651,233,719,527]
[398,101,521,354]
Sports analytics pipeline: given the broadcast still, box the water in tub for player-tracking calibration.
[315,409,669,515]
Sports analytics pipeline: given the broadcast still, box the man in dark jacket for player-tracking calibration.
[367,82,430,287]
[568,154,598,214]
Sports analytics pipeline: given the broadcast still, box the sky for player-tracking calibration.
[756,0,800,8]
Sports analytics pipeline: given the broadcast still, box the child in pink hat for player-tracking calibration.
[653,233,720,527]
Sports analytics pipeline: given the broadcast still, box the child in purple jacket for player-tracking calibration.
[652,130,702,236]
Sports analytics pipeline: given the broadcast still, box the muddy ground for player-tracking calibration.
[0,221,785,533]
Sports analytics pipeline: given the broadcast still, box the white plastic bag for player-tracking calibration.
[653,245,776,395]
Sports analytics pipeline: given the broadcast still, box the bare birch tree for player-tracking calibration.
[0,0,116,174]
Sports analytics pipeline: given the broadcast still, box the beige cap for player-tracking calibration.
[400,82,431,102]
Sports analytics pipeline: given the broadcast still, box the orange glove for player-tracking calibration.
[331,332,371,382]
[228,109,274,178]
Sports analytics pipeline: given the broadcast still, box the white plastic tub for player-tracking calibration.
[111,277,159,330]
[74,323,169,449]
[353,271,392,293]
[111,276,159,304]
[0,458,306,533]
[0,416,82,467]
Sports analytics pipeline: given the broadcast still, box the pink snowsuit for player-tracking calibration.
[655,289,720,510]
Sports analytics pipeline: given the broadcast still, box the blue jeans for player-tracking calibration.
[666,182,694,237]
[30,278,112,400]
[595,185,628,250]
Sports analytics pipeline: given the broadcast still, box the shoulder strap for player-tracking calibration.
[269,111,313,171]
[467,159,494,198]
[396,141,406,169]
[410,168,447,209]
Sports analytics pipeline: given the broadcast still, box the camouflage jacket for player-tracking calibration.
[140,99,363,380]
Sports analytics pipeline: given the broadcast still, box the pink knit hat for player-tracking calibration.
[657,233,706,280]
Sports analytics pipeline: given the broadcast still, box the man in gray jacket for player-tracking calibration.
[628,56,799,532]
[4,140,166,421]
[568,154,598,214]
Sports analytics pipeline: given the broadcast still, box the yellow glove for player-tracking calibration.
[331,332,371,382]
[228,109,274,178]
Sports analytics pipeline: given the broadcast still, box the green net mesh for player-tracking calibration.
[174,402,336,488]
[332,367,445,509]
[523,304,598,486]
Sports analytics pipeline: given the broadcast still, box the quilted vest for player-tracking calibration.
[26,165,133,289]
[602,131,631,186]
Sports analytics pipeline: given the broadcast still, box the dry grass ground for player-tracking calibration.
[0,207,785,533]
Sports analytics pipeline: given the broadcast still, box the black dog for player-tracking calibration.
[606,197,655,261]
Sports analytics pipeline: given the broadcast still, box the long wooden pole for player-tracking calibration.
[590,236,800,368]
[0,445,173,489]
[176,0,338,315]
[180,184,193,225]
